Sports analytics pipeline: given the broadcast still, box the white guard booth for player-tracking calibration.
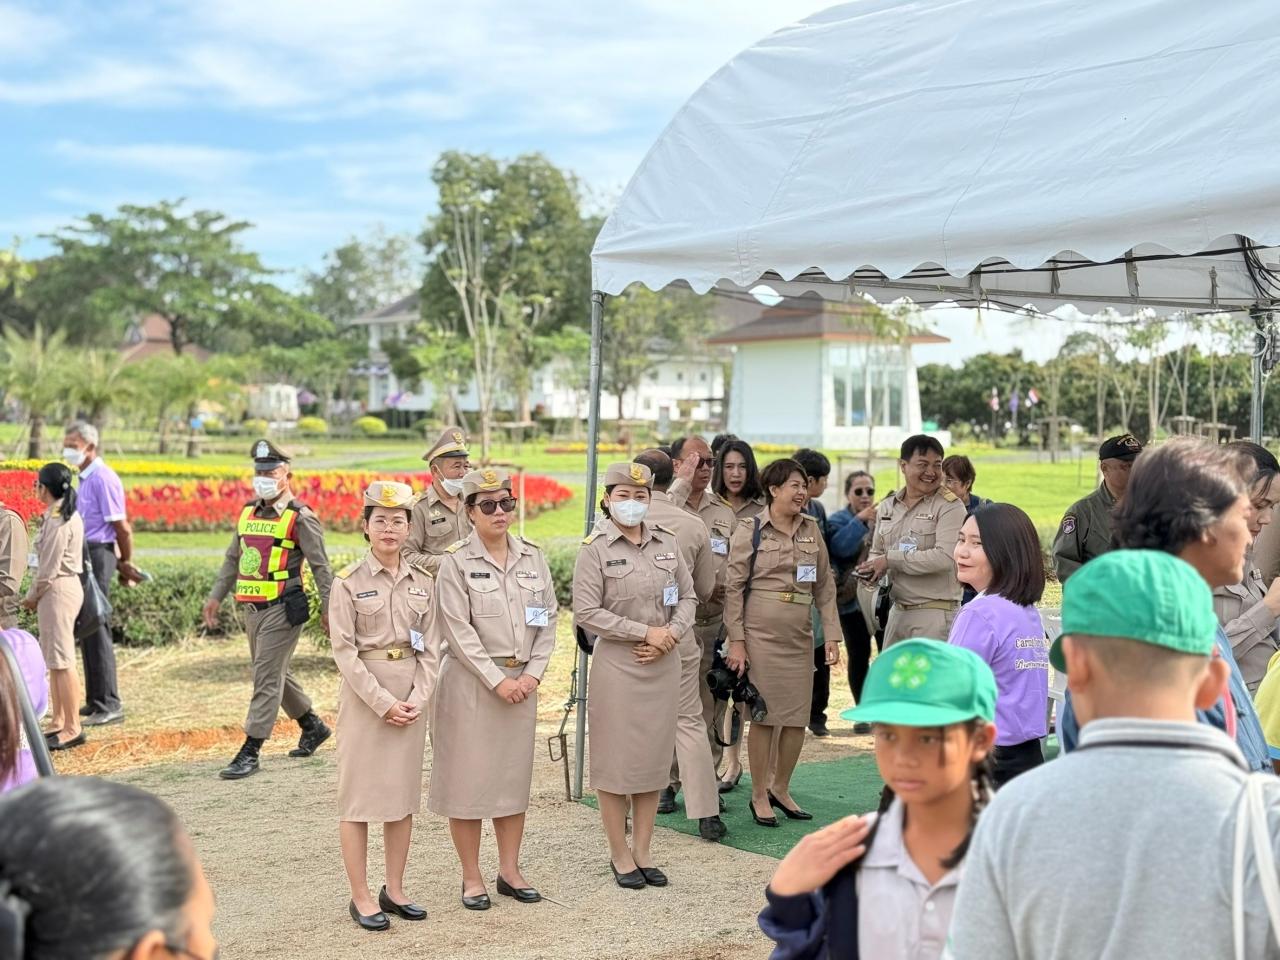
[570,0,1280,796]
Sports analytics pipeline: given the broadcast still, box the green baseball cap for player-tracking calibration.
[1051,549,1217,673]
[840,639,997,727]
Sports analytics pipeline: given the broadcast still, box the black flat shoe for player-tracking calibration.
[768,791,813,821]
[610,861,646,890]
[750,799,779,827]
[461,884,491,911]
[718,769,742,793]
[49,731,86,751]
[699,816,728,842]
[378,886,427,920]
[656,786,677,814]
[349,900,390,932]
[638,866,668,887]
[496,876,542,903]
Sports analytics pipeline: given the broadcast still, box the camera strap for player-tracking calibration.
[742,516,762,605]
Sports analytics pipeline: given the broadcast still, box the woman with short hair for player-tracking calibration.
[950,502,1048,785]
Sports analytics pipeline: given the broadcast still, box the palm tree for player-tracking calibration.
[0,321,71,459]
[68,348,134,436]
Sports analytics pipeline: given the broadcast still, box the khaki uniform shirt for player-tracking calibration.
[329,553,434,716]
[1052,483,1117,583]
[0,508,29,628]
[1213,556,1280,693]
[572,522,697,643]
[868,488,965,606]
[669,477,764,522]
[405,485,472,575]
[431,533,558,689]
[671,486,737,621]
[210,491,334,609]
[26,506,83,603]
[649,493,717,609]
[722,512,840,645]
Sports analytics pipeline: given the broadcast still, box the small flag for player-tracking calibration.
[1026,388,1040,406]
[989,388,999,412]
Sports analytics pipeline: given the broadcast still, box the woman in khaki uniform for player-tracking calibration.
[429,468,557,910]
[573,462,696,890]
[329,482,434,933]
[715,438,767,519]
[23,463,85,751]
[724,458,840,828]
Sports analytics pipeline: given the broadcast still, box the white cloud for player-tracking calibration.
[51,140,261,181]
[0,3,69,60]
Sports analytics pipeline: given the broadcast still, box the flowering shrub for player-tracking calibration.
[544,442,629,454]
[0,460,250,480]
[0,471,43,522]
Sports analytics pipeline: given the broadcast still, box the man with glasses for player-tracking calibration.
[406,427,473,573]
[203,439,334,780]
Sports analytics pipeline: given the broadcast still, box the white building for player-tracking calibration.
[709,294,950,450]
[350,294,725,426]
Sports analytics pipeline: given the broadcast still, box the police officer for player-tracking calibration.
[405,427,472,574]
[203,440,335,780]
[1052,432,1143,583]
[859,435,966,647]
[634,449,726,843]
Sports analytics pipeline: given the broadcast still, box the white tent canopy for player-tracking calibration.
[591,0,1280,315]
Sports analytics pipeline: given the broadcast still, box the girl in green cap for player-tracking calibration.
[759,639,997,960]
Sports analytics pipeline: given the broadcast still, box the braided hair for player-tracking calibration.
[36,463,76,521]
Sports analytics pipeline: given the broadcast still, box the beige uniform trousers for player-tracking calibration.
[667,630,720,819]
[243,602,312,739]
[883,604,958,648]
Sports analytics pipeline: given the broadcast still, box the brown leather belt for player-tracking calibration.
[357,645,414,661]
[755,590,813,606]
[894,600,960,612]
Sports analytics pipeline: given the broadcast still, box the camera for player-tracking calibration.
[705,651,768,724]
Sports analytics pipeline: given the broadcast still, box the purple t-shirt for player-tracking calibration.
[77,458,127,544]
[1,628,48,794]
[948,593,1048,746]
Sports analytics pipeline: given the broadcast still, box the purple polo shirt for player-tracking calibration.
[77,458,127,544]
[0,628,48,794]
[948,593,1048,746]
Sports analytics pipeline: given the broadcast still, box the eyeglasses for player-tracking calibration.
[368,518,409,531]
[475,497,518,515]
[851,487,875,496]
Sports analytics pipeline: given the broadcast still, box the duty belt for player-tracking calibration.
[755,590,813,606]
[358,645,414,661]
[493,657,527,668]
[894,600,960,612]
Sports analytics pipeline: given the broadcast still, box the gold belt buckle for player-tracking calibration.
[386,648,406,661]
[504,657,524,668]
[779,591,794,604]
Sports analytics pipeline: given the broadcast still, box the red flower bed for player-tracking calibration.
[0,471,44,523]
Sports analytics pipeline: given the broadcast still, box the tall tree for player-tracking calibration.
[0,244,35,337]
[0,322,71,458]
[305,226,421,325]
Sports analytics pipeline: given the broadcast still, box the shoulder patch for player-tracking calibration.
[941,489,959,503]
[445,537,470,554]
[1060,515,1077,535]
[582,530,602,545]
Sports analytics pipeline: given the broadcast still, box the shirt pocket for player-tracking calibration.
[405,586,433,625]
[753,537,784,573]
[601,562,638,601]
[906,517,938,551]
[516,575,549,608]
[425,516,455,542]
[466,575,504,618]
[353,596,389,637]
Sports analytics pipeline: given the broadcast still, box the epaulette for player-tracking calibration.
[709,491,730,507]
[651,523,674,537]
[799,512,817,523]
[737,516,755,528]
[445,537,470,554]
[409,560,434,577]
[582,530,602,545]
[520,535,540,550]
[941,489,959,503]
[335,559,360,580]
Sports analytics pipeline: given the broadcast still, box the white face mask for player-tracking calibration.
[253,476,281,501]
[611,499,649,528]
[440,477,465,497]
[62,448,85,468]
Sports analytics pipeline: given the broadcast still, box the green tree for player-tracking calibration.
[66,348,135,433]
[409,327,473,430]
[0,322,71,458]
[305,225,421,325]
[0,243,36,337]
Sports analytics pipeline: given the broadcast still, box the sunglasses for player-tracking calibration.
[851,487,875,496]
[475,497,518,515]
[696,456,716,469]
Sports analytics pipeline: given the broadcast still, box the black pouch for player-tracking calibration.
[283,590,311,627]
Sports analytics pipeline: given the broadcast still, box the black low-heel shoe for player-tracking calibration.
[349,900,390,932]
[768,791,813,821]
[750,800,779,828]
[49,731,87,752]
[378,886,427,920]
[637,866,668,887]
[461,885,491,911]
[496,875,542,903]
[610,861,646,890]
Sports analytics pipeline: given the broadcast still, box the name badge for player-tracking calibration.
[516,570,539,579]
[469,572,491,579]
[410,629,425,652]
[797,536,816,544]
[663,584,679,607]
[711,537,729,556]
[525,606,550,627]
[797,564,817,583]
[654,552,676,562]
[430,516,448,525]
[26,552,37,569]
[356,590,378,599]
[606,559,627,567]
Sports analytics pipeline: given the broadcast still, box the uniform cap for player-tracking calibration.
[251,438,291,468]
[1050,549,1217,672]
[461,468,512,499]
[603,461,653,489]
[840,639,996,726]
[1098,433,1143,461]
[424,427,469,463]
[363,480,414,509]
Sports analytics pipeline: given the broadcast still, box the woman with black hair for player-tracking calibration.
[0,776,218,959]
[21,463,84,752]
[714,439,766,519]
[949,502,1048,785]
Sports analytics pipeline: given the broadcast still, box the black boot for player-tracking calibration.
[219,737,263,780]
[657,786,677,814]
[289,712,331,757]
[698,816,728,842]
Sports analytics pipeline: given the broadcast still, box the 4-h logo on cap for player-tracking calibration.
[630,464,645,483]
[481,469,498,486]
[889,652,932,690]
[255,441,269,459]
[452,431,464,445]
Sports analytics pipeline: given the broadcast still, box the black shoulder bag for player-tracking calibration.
[74,541,112,641]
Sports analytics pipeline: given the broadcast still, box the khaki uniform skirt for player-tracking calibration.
[37,575,82,671]
[743,595,813,728]
[588,635,680,794]
[336,657,427,822]
[428,657,537,819]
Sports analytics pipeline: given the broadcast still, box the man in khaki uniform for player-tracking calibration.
[0,501,28,629]
[1052,433,1143,583]
[203,440,335,780]
[859,435,966,646]
[406,427,472,574]
[667,435,739,759]
[634,450,726,842]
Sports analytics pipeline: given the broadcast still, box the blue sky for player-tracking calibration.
[0,1,830,280]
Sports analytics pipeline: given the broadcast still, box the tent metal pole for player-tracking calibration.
[572,290,606,800]
[1252,305,1266,443]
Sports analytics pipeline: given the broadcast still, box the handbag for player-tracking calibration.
[74,542,113,641]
